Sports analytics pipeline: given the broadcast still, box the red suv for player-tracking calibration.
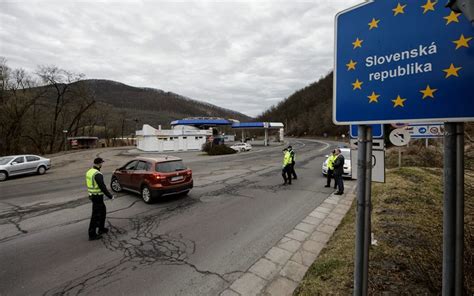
[110,156,193,203]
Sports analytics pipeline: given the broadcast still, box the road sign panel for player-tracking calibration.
[350,124,384,138]
[389,128,411,146]
[351,149,385,183]
[350,139,385,150]
[407,123,444,138]
[334,0,474,124]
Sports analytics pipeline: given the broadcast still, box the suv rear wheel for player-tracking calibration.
[0,171,7,181]
[141,185,153,204]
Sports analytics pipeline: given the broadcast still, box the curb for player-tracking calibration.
[220,185,356,296]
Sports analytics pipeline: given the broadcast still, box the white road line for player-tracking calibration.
[300,139,331,152]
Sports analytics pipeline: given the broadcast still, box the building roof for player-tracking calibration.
[231,122,284,129]
[170,119,231,126]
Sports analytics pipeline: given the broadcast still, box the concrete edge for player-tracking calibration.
[220,184,357,296]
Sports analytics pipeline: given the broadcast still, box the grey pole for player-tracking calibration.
[264,128,269,146]
[354,125,368,296]
[362,126,373,295]
[455,123,464,295]
[398,148,402,169]
[443,123,456,295]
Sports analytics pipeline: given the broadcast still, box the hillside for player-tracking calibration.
[258,72,346,136]
[1,71,253,155]
[79,79,253,128]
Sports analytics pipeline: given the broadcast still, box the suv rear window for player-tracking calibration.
[155,160,186,173]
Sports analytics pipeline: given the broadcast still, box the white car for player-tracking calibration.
[0,155,51,181]
[322,148,352,178]
[230,142,252,152]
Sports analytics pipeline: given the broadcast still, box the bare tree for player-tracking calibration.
[36,65,85,153]
[0,58,46,154]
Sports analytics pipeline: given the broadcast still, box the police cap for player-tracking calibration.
[93,157,104,164]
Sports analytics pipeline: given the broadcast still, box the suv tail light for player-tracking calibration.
[186,170,192,176]
[153,173,165,181]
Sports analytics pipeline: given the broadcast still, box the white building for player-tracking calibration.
[136,124,212,152]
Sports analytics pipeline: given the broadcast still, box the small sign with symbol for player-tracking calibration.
[389,128,411,146]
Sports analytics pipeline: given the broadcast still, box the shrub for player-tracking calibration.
[202,142,237,155]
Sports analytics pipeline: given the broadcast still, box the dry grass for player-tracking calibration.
[294,167,474,295]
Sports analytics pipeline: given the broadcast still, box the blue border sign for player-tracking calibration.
[334,0,474,124]
[350,124,384,138]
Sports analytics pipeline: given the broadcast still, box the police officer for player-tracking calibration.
[282,148,292,185]
[287,145,297,180]
[333,148,345,195]
[86,157,114,240]
[324,150,337,189]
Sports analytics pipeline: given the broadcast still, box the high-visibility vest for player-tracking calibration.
[86,168,103,195]
[283,151,292,167]
[289,150,296,162]
[327,154,337,170]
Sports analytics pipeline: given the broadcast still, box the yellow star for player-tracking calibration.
[444,11,461,25]
[346,59,357,71]
[368,91,380,103]
[392,95,406,108]
[368,18,380,30]
[453,34,472,49]
[352,38,363,49]
[421,0,437,14]
[392,3,406,16]
[420,85,437,99]
[352,79,363,90]
[443,63,462,78]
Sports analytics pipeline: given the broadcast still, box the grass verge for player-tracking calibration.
[294,167,474,295]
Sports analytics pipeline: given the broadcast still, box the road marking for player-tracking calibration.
[298,139,331,152]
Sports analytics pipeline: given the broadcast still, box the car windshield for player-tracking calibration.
[155,160,186,173]
[0,157,13,165]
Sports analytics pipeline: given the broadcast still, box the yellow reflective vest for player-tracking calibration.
[86,168,103,195]
[283,151,292,167]
[327,154,337,170]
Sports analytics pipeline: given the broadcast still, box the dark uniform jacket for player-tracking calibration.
[333,154,345,176]
[93,167,113,199]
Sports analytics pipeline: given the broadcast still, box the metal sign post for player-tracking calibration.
[354,125,373,295]
[443,122,465,295]
[455,124,464,296]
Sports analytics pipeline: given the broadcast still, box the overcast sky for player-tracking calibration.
[1,0,362,117]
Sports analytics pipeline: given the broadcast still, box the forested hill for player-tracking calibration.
[258,72,346,136]
[81,79,252,126]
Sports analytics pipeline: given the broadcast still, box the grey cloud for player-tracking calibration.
[1,1,362,117]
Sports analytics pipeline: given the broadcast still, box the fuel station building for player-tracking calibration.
[136,118,284,152]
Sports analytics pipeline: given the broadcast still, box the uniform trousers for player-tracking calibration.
[334,174,344,193]
[326,169,336,188]
[88,194,107,238]
[282,166,292,184]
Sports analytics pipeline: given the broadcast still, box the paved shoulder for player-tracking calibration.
[221,185,356,296]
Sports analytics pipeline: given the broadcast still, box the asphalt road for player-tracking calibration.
[0,139,352,295]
